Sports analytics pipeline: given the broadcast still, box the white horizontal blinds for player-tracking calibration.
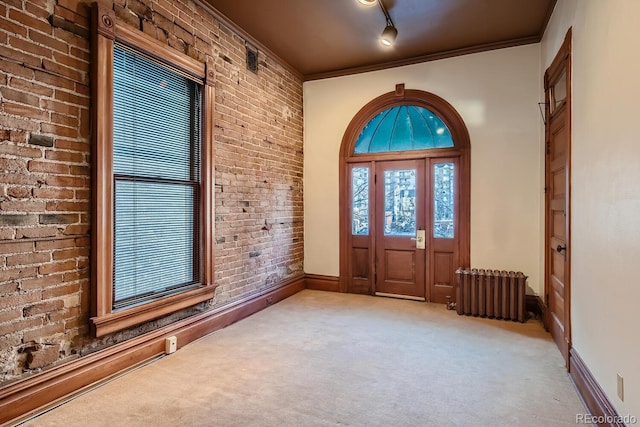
[113,43,202,310]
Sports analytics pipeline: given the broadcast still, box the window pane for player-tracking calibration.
[384,169,416,236]
[434,163,454,238]
[354,105,453,154]
[352,167,369,235]
[113,44,200,181]
[114,180,196,307]
[112,44,201,309]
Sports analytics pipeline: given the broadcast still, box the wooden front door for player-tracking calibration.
[545,30,571,365]
[375,160,426,300]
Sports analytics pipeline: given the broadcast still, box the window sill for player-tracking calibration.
[91,285,216,337]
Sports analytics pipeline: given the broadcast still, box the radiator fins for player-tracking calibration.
[455,268,528,323]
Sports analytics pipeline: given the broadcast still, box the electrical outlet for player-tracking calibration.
[617,373,624,401]
[266,296,274,305]
[165,336,177,355]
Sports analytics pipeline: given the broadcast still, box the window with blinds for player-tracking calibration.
[112,43,202,310]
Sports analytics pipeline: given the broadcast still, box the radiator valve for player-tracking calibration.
[445,296,456,310]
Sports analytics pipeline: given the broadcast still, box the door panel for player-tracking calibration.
[375,160,426,300]
[430,159,458,303]
[545,30,571,366]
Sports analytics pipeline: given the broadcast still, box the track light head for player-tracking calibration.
[380,23,398,46]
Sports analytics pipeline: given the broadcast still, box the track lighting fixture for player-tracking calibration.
[377,0,397,46]
[380,22,398,46]
[356,0,398,46]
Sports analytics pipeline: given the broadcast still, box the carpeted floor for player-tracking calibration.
[22,290,589,426]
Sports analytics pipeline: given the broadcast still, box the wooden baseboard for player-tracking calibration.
[305,274,340,292]
[569,348,625,427]
[0,275,305,425]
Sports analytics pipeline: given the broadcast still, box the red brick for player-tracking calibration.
[16,227,58,239]
[42,282,80,299]
[0,174,39,186]
[0,157,27,172]
[75,189,90,200]
[28,160,70,174]
[1,200,46,212]
[70,46,90,61]
[45,201,89,212]
[44,175,84,188]
[69,165,89,176]
[0,87,39,107]
[3,102,49,121]
[29,30,69,54]
[10,77,55,98]
[42,59,85,84]
[56,0,90,16]
[0,282,19,294]
[40,99,79,116]
[34,70,76,91]
[53,27,89,50]
[25,2,50,19]
[38,260,75,275]
[54,89,88,106]
[52,51,88,70]
[0,16,28,38]
[0,143,43,159]
[6,252,51,267]
[0,308,21,325]
[54,139,89,152]
[62,224,89,235]
[32,187,75,199]
[21,274,63,291]
[0,267,37,283]
[26,345,59,369]
[63,269,88,283]
[35,238,76,251]
[50,113,79,128]
[23,323,64,343]
[23,300,64,317]
[40,123,78,138]
[7,186,31,198]
[8,9,52,35]
[53,248,88,261]
[8,35,53,59]
[53,5,82,26]
[0,317,42,337]
[0,45,42,68]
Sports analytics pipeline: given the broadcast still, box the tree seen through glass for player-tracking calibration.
[384,169,416,236]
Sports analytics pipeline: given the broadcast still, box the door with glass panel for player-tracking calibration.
[375,160,426,300]
[430,159,458,303]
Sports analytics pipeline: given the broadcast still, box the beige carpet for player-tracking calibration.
[21,290,589,426]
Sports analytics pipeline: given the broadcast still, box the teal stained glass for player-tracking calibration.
[354,105,453,154]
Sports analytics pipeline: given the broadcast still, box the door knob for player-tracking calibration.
[412,230,426,249]
[556,244,566,253]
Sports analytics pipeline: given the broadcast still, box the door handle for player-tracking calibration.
[556,244,566,253]
[412,230,426,249]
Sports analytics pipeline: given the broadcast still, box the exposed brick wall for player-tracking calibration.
[0,0,303,383]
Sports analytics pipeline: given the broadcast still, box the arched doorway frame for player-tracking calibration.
[338,84,471,300]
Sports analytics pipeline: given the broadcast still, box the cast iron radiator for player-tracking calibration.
[455,268,528,322]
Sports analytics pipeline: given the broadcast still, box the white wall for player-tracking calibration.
[542,0,640,418]
[304,45,543,294]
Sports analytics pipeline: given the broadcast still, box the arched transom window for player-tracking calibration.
[354,105,454,154]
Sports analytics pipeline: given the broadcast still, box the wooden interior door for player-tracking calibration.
[374,160,426,300]
[545,31,571,365]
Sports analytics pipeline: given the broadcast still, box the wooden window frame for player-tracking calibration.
[90,4,216,337]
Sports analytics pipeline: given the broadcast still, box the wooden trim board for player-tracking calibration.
[0,275,305,425]
[569,349,625,427]
[305,274,340,292]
